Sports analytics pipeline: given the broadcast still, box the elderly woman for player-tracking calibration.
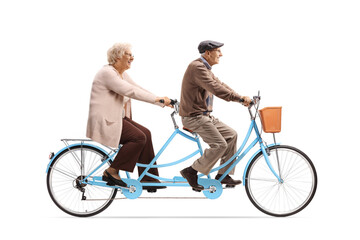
[86,42,171,190]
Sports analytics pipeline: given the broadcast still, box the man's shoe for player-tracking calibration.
[215,174,242,187]
[180,167,204,191]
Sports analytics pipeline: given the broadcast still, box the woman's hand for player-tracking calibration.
[155,97,173,107]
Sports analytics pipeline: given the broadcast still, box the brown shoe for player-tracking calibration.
[215,174,242,186]
[180,166,204,191]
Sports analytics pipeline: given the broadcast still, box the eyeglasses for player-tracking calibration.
[124,52,134,58]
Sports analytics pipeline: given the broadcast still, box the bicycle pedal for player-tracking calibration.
[225,184,236,188]
[147,189,157,193]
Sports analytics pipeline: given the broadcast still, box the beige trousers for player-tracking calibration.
[182,115,238,175]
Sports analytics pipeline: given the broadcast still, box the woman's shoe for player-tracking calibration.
[102,170,127,187]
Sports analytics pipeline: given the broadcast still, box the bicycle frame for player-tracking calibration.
[47,120,280,190]
[132,118,281,188]
[47,99,282,189]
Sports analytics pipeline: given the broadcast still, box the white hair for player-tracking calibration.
[107,42,132,65]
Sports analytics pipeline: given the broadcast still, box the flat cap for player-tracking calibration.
[198,40,224,53]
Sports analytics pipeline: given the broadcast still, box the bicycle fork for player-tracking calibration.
[253,121,283,183]
[259,143,283,183]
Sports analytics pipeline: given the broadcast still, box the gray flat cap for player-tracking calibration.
[198,40,224,53]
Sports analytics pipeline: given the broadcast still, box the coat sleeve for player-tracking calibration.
[192,64,242,102]
[99,68,157,104]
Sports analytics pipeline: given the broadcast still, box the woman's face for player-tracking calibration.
[117,50,134,70]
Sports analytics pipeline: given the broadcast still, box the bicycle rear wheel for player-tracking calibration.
[47,145,117,217]
[245,145,317,217]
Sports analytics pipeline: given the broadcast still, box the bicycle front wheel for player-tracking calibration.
[47,145,117,217]
[245,145,317,217]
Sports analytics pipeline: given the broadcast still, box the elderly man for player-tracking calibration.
[179,40,251,191]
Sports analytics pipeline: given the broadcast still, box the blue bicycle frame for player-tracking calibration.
[132,118,281,188]
[47,104,282,189]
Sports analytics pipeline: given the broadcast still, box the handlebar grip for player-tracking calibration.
[160,99,177,106]
[240,97,255,108]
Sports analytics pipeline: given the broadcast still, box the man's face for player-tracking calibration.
[206,48,223,66]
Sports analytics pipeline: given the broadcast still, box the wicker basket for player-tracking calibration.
[259,107,282,133]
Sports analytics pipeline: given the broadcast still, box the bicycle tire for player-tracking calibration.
[47,145,117,217]
[245,145,317,217]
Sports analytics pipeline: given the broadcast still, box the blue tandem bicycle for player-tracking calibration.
[46,94,317,217]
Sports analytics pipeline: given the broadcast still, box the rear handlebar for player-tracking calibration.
[159,99,177,106]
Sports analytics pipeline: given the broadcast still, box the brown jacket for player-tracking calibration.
[179,58,242,117]
[86,65,161,148]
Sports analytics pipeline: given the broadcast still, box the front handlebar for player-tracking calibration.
[247,94,261,120]
[250,95,261,107]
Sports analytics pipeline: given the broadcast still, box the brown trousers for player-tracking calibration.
[182,115,238,175]
[110,117,159,181]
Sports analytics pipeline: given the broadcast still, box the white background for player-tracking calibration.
[1,0,359,239]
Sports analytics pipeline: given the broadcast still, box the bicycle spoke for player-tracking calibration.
[248,178,279,183]
[50,166,78,180]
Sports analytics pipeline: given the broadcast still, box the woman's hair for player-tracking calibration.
[107,42,132,65]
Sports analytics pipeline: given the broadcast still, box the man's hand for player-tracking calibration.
[240,96,252,107]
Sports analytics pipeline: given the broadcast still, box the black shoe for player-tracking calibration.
[102,170,127,187]
[180,167,204,191]
[215,174,242,187]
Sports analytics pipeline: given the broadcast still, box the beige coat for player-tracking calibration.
[86,65,161,148]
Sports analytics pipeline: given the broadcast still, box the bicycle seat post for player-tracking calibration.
[170,100,180,130]
[171,111,179,129]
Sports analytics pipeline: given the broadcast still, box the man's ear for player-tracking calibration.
[203,50,211,58]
